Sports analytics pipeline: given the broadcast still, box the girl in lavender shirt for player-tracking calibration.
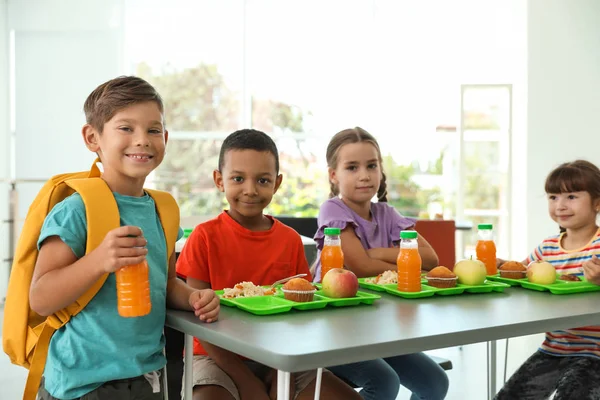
[313,127,448,400]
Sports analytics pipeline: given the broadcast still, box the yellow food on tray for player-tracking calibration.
[222,281,276,298]
[364,270,398,284]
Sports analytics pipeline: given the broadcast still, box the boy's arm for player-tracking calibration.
[166,253,219,323]
[30,237,105,316]
[30,226,147,316]
[366,232,439,271]
[186,278,269,399]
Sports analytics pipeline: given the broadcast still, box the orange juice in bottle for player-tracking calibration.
[476,223,497,275]
[320,227,344,281]
[397,230,422,292]
[116,259,151,318]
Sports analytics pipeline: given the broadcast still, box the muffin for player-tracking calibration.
[499,261,527,279]
[425,266,457,288]
[281,278,317,302]
[559,274,582,282]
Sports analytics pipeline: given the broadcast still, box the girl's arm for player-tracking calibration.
[340,226,398,277]
[496,258,528,268]
[365,233,439,271]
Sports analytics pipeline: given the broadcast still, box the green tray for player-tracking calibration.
[486,274,525,286]
[216,287,381,315]
[358,278,510,299]
[357,278,427,292]
[488,274,600,295]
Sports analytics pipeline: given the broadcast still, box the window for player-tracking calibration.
[124,0,522,262]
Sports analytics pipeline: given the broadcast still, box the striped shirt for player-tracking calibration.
[526,228,600,358]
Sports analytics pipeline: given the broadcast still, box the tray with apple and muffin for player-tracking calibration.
[487,260,600,294]
[217,272,380,315]
[358,259,510,299]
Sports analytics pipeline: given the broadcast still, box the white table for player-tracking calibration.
[166,288,600,400]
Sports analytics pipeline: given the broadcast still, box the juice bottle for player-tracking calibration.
[116,259,151,318]
[320,227,344,281]
[397,230,422,292]
[476,223,497,275]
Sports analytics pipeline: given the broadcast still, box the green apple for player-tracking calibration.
[527,260,556,284]
[453,257,487,285]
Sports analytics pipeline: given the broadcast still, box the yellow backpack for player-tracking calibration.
[2,159,180,400]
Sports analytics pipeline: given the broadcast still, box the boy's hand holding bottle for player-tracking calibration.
[189,289,220,323]
[583,255,600,285]
[93,226,148,273]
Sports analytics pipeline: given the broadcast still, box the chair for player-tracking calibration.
[429,355,453,371]
[165,251,186,400]
[413,220,456,373]
[274,216,318,239]
[164,326,185,400]
[414,220,456,269]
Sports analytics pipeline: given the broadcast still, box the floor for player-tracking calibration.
[0,305,543,400]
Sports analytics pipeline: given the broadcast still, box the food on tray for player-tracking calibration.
[282,278,317,302]
[322,268,359,298]
[527,260,556,284]
[453,257,487,285]
[364,270,398,284]
[222,281,276,298]
[425,266,457,288]
[499,261,527,279]
[559,274,582,282]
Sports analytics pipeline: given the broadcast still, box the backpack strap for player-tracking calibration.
[64,178,119,311]
[23,177,118,400]
[146,189,180,263]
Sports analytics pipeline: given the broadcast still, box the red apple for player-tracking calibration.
[322,268,359,298]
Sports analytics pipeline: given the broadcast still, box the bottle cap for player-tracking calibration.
[183,228,193,238]
[478,224,493,230]
[324,227,341,235]
[400,230,418,239]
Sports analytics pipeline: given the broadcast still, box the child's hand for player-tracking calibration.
[189,289,220,323]
[583,255,600,285]
[95,226,147,274]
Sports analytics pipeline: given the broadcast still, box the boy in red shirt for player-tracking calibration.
[176,129,360,400]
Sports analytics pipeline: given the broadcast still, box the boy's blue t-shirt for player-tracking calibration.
[37,191,182,399]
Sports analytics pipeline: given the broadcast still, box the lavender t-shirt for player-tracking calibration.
[313,197,416,282]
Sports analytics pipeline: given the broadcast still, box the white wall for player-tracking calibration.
[0,0,125,299]
[526,0,600,252]
[0,0,9,300]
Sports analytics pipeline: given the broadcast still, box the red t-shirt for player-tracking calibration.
[176,211,311,356]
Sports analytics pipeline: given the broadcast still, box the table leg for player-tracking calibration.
[184,334,193,400]
[277,370,291,400]
[487,340,497,400]
[313,368,323,400]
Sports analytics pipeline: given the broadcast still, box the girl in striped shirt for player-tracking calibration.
[496,160,600,400]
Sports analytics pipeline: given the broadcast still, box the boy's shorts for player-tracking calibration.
[184,355,327,400]
[38,371,163,400]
